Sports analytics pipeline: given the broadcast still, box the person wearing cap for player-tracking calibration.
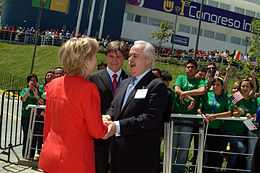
[88,40,128,173]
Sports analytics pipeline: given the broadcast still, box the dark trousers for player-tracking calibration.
[203,128,227,173]
[252,138,260,173]
[95,139,111,173]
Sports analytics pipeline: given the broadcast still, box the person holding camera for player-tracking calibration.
[20,74,43,159]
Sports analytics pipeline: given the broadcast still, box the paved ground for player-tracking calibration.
[0,93,42,173]
[0,146,42,173]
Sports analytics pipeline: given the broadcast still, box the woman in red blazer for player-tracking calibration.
[39,37,109,173]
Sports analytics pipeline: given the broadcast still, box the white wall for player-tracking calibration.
[121,3,254,53]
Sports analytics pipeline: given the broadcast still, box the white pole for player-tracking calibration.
[98,0,107,39]
[76,0,85,36]
[87,0,96,36]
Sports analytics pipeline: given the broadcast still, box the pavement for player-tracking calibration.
[0,92,42,173]
[0,146,42,173]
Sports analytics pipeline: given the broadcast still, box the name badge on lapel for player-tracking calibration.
[134,89,148,99]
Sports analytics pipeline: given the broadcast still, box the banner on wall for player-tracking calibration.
[128,0,254,33]
[32,0,70,13]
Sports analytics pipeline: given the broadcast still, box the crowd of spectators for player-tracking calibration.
[0,25,253,64]
[17,37,260,172]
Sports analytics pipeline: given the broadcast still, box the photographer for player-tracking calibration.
[20,74,43,159]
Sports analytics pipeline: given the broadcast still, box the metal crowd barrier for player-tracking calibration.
[0,90,22,162]
[0,30,69,46]
[24,104,45,161]
[163,114,257,173]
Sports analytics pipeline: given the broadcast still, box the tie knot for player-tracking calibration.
[131,77,137,85]
[112,74,118,79]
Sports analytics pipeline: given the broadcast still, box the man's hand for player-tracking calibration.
[102,115,112,126]
[102,122,116,140]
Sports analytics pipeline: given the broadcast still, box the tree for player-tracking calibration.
[151,21,172,57]
[247,19,260,79]
[249,19,260,65]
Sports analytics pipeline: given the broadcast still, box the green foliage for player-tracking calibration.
[151,22,172,43]
[249,19,260,65]
[151,22,172,56]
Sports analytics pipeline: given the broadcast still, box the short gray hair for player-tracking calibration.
[134,40,155,65]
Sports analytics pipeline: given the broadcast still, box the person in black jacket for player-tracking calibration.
[88,40,128,173]
[105,40,169,173]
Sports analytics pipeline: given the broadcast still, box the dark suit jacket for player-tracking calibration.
[107,71,169,173]
[89,69,128,114]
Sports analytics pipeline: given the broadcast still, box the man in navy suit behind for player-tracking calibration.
[88,40,128,173]
[104,40,169,173]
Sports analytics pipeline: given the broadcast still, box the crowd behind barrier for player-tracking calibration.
[163,114,259,173]
[0,26,73,46]
[0,26,253,63]
[0,35,259,172]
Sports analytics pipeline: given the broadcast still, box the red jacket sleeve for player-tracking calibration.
[83,84,108,138]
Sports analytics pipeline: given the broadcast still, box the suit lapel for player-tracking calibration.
[99,69,112,91]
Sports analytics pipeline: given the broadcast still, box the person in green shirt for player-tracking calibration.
[172,59,206,173]
[198,77,233,172]
[224,79,260,172]
[20,74,43,159]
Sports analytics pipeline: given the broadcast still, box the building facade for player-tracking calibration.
[122,0,260,53]
[1,0,260,53]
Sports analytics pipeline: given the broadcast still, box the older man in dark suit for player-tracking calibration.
[88,40,128,173]
[104,40,169,173]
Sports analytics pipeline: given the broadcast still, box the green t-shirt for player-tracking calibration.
[20,87,40,117]
[224,97,260,135]
[174,75,206,114]
[200,90,231,129]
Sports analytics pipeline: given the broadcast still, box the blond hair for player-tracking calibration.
[59,37,98,75]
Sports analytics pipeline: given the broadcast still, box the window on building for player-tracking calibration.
[178,24,191,33]
[219,3,230,10]
[234,7,245,14]
[140,16,148,24]
[230,36,241,45]
[191,27,203,35]
[148,17,161,27]
[257,13,260,19]
[126,12,135,21]
[168,22,174,30]
[191,27,197,35]
[207,0,219,7]
[215,32,226,41]
[241,37,250,46]
[246,10,255,17]
[135,15,141,23]
[204,30,215,39]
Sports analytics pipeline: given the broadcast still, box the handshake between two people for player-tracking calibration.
[102,115,117,140]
